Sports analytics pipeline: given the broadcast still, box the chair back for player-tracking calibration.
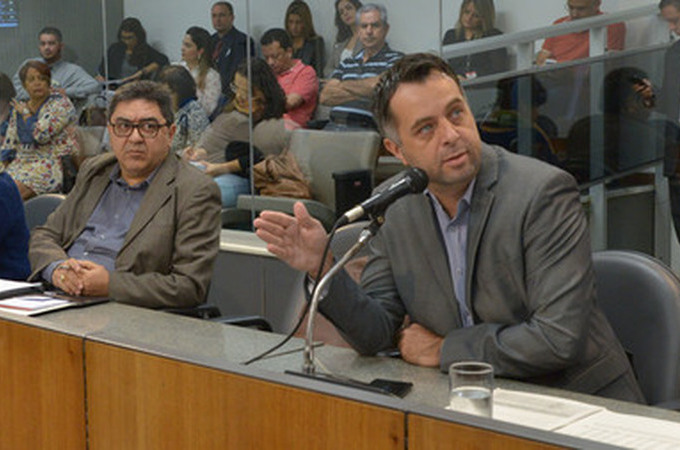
[288,129,380,209]
[331,220,373,259]
[23,194,66,230]
[593,250,680,405]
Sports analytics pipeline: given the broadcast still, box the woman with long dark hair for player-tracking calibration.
[327,0,362,74]
[178,26,222,116]
[97,17,169,84]
[285,0,325,77]
[185,58,290,207]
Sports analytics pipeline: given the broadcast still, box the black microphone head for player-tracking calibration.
[405,167,429,193]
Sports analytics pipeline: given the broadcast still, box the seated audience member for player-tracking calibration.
[536,0,625,66]
[210,1,255,95]
[261,28,318,128]
[28,80,221,308]
[12,27,99,105]
[255,53,645,403]
[442,0,508,79]
[321,3,403,130]
[184,59,289,207]
[326,0,363,76]
[2,61,78,200]
[0,73,15,143]
[479,76,561,166]
[178,26,222,117]
[566,67,678,184]
[97,18,169,85]
[285,1,325,77]
[659,0,680,244]
[157,65,210,154]
[0,171,30,280]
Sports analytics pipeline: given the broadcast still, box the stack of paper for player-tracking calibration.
[492,389,680,449]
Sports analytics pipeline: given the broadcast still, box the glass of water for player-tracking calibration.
[448,361,494,418]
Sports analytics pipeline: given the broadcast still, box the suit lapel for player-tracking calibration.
[118,155,177,254]
[466,145,498,312]
[410,195,460,323]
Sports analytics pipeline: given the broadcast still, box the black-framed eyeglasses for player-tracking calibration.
[109,120,170,139]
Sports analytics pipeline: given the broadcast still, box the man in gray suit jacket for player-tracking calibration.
[29,81,221,309]
[255,54,644,403]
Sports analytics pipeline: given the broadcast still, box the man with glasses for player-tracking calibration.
[29,81,221,309]
[261,28,318,128]
[536,0,625,66]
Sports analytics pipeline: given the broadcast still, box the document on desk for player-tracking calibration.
[0,293,108,316]
[492,388,604,431]
[492,389,680,449]
[0,279,43,299]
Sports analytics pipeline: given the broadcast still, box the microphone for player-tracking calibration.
[339,167,428,225]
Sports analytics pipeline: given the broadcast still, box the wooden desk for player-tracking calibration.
[2,303,678,449]
[0,317,86,449]
[85,340,404,449]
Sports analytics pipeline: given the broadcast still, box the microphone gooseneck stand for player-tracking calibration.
[302,219,382,374]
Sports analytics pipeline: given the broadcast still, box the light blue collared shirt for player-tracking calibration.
[428,179,476,327]
[42,163,157,283]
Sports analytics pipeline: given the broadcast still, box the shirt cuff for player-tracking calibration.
[305,274,329,301]
[43,260,66,285]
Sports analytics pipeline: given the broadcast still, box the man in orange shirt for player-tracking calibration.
[536,0,625,65]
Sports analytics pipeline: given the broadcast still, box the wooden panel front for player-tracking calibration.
[0,319,86,449]
[86,341,404,450]
[408,414,566,450]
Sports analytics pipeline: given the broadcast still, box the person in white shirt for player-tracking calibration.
[177,26,222,117]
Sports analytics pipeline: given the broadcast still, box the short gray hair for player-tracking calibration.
[357,3,388,26]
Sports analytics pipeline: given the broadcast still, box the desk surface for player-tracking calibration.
[3,303,679,449]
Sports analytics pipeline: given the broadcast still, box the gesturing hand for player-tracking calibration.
[254,202,332,278]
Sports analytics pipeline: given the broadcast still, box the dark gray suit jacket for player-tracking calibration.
[320,144,643,402]
[29,152,221,308]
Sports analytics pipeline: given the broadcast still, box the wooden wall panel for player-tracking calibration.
[408,414,566,450]
[0,319,86,449]
[86,341,404,450]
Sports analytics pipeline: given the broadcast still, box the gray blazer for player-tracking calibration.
[29,152,221,308]
[320,144,643,401]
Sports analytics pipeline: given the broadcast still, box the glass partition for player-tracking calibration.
[4,1,675,248]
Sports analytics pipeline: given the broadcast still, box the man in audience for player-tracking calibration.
[29,80,221,309]
[261,28,318,128]
[254,53,644,403]
[211,1,254,94]
[536,0,625,65]
[12,26,100,103]
[320,3,403,130]
[659,0,680,243]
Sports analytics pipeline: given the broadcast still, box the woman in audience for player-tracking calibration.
[2,61,78,200]
[0,170,30,280]
[97,17,169,84]
[157,65,209,155]
[178,26,222,116]
[442,0,507,79]
[327,0,362,75]
[285,0,325,77]
[0,72,15,145]
[184,58,289,207]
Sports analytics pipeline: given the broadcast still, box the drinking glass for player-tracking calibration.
[448,361,494,418]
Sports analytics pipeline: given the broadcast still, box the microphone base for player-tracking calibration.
[284,370,411,397]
